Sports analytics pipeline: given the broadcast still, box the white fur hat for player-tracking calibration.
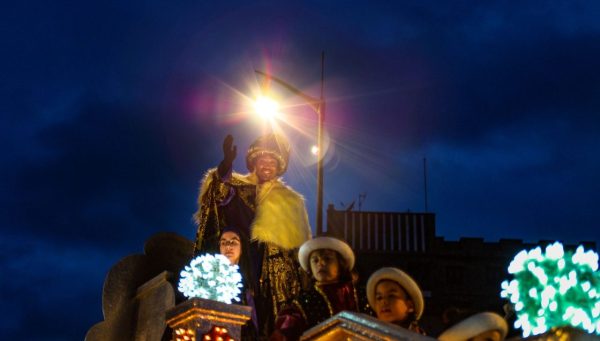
[298,236,355,272]
[366,267,425,320]
[438,312,508,341]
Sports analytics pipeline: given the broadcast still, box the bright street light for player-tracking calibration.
[254,52,326,236]
[253,95,280,120]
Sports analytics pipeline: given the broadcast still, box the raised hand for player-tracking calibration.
[218,134,237,177]
[222,134,237,164]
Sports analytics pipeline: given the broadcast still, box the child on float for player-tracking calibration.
[437,312,508,341]
[270,236,371,340]
[218,226,259,340]
[366,267,426,334]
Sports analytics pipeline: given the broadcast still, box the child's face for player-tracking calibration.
[219,231,241,265]
[309,249,340,284]
[374,280,414,323]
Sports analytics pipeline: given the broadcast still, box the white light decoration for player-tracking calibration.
[178,254,243,304]
[500,242,600,337]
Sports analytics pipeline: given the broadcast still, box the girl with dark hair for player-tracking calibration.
[270,237,372,340]
[218,227,259,340]
[366,267,426,334]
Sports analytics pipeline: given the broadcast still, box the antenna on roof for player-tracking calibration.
[358,192,367,211]
[345,201,355,212]
[340,200,356,211]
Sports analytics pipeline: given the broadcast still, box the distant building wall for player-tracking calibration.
[326,204,435,253]
[324,204,596,335]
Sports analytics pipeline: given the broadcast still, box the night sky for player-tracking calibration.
[2,1,600,339]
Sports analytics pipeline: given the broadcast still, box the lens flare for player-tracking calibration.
[253,96,279,120]
[311,145,319,156]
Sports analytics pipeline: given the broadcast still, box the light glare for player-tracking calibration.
[311,145,319,155]
[253,96,279,120]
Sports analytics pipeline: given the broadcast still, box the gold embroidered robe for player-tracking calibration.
[193,168,312,334]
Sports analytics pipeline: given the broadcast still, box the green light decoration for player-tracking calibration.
[500,242,600,337]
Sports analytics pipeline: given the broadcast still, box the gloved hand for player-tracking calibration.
[218,134,237,177]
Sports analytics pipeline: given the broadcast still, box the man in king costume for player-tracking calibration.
[193,133,312,335]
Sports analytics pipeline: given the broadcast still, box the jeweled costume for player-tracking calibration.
[193,134,312,335]
[274,281,372,340]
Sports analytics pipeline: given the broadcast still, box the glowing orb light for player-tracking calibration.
[253,95,279,120]
[178,254,243,304]
[311,145,319,156]
[500,242,600,336]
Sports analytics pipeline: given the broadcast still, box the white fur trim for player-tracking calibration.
[198,168,217,199]
[438,312,508,341]
[366,267,424,319]
[298,237,355,272]
[198,169,255,199]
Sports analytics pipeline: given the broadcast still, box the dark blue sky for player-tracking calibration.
[2,1,600,339]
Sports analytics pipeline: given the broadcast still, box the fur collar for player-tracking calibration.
[250,179,311,249]
[199,169,311,249]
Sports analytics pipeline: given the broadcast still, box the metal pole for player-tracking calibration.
[423,157,428,212]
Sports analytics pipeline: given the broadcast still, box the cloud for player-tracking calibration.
[3,2,600,339]
[2,97,211,248]
[0,235,114,340]
[425,117,600,243]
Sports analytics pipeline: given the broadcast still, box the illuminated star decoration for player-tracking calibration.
[201,326,234,341]
[500,242,600,336]
[178,254,243,304]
